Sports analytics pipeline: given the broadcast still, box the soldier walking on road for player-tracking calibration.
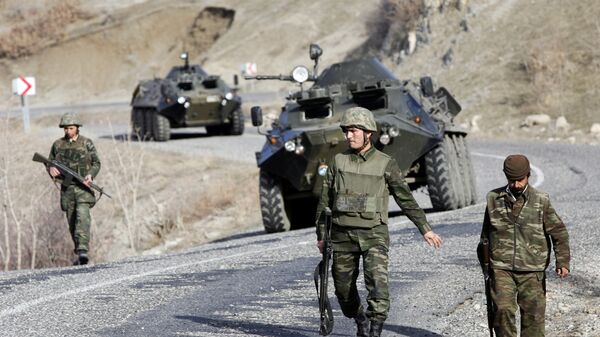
[478,154,570,337]
[47,113,101,265]
[315,107,443,337]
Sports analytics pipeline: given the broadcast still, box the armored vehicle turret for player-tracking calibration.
[247,44,477,233]
[131,52,243,141]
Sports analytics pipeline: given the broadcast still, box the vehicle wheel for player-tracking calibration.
[131,108,144,139]
[448,134,467,208]
[131,108,152,140]
[153,113,170,141]
[226,108,244,135]
[455,134,477,205]
[425,134,461,211]
[143,108,155,141]
[284,197,318,230]
[259,170,290,233]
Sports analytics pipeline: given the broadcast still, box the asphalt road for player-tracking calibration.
[0,134,597,336]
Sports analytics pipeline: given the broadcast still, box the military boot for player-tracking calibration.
[354,311,369,337]
[369,321,384,337]
[77,250,89,265]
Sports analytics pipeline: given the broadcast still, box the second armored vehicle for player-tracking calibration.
[247,44,477,233]
[131,52,243,141]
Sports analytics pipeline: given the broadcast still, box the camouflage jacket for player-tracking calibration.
[49,134,101,182]
[480,185,570,272]
[315,146,431,242]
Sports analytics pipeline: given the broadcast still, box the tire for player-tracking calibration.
[153,113,170,141]
[425,134,461,210]
[455,135,478,205]
[259,170,290,233]
[284,197,318,230]
[131,108,147,140]
[449,134,467,208]
[225,108,244,135]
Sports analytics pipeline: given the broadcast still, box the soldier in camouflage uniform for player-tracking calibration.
[478,154,570,337]
[315,107,443,337]
[47,113,101,265]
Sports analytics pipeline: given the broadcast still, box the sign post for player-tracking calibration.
[12,76,35,133]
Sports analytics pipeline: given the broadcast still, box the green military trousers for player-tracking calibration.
[61,185,95,253]
[491,269,546,337]
[331,225,390,323]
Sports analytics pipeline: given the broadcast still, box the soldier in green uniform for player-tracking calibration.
[47,113,101,265]
[315,107,443,337]
[478,154,570,337]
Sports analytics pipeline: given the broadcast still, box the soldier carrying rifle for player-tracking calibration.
[43,112,102,265]
[315,107,443,337]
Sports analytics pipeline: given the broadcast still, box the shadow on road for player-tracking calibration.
[176,315,443,336]
[383,323,443,336]
[175,315,332,337]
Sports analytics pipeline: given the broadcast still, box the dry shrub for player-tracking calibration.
[520,39,567,115]
[350,0,424,60]
[0,117,72,270]
[0,1,89,59]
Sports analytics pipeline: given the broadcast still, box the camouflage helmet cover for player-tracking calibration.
[340,107,377,132]
[59,112,82,127]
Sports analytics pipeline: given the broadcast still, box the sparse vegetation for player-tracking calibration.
[0,114,260,270]
[0,1,89,59]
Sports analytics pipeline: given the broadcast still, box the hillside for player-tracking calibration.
[1,0,599,143]
[1,0,600,267]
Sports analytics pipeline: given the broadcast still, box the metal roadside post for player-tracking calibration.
[12,76,36,133]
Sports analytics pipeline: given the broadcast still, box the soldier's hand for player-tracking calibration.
[423,231,442,249]
[48,166,61,177]
[556,267,569,278]
[317,240,324,254]
[83,175,93,187]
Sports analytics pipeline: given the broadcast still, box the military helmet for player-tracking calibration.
[340,107,377,132]
[59,112,82,127]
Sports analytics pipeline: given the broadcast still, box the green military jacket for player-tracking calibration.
[49,134,101,183]
[480,185,570,272]
[315,146,431,242]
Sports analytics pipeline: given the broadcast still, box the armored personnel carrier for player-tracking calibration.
[246,44,476,233]
[131,52,243,141]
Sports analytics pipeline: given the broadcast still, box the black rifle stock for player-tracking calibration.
[32,152,112,199]
[314,207,334,336]
[478,238,495,337]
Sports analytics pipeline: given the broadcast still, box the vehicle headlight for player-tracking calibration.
[318,164,328,177]
[388,126,400,137]
[291,66,309,83]
[284,140,296,152]
[295,145,305,155]
[183,102,190,108]
[225,92,234,100]
[379,134,391,145]
[221,99,228,106]
[177,96,186,104]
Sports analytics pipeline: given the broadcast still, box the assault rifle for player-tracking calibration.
[32,152,112,199]
[314,207,334,335]
[477,238,494,337]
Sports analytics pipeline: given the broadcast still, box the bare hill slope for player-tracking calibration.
[0,0,599,143]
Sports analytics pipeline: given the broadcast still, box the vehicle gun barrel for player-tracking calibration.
[244,74,294,81]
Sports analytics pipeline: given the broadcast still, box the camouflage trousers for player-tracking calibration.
[331,225,390,323]
[491,269,546,337]
[61,185,95,253]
